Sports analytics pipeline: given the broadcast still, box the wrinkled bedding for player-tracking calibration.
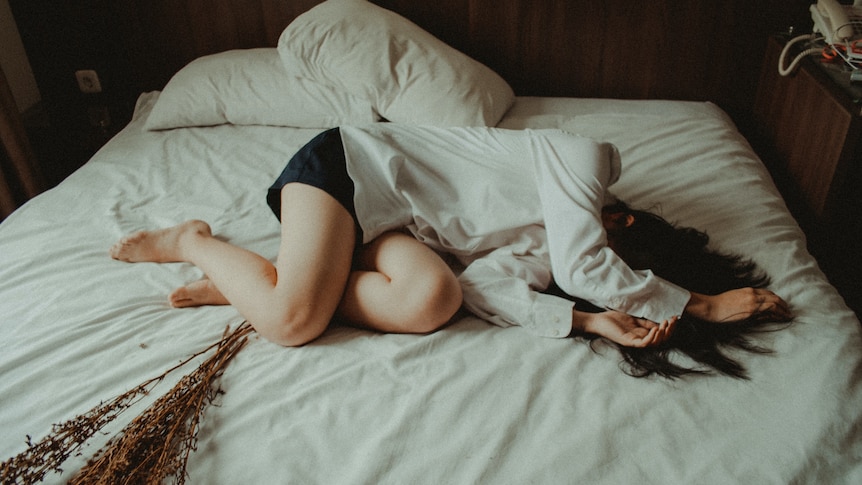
[1,93,860,484]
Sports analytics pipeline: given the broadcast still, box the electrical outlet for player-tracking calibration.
[75,70,102,93]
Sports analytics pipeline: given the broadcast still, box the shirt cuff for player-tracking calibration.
[610,280,691,323]
[525,293,575,338]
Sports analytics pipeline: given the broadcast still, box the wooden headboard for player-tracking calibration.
[12,0,813,134]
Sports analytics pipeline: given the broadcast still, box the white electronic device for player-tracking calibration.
[779,0,862,75]
[811,0,862,61]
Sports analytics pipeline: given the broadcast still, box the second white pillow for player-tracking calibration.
[145,48,379,130]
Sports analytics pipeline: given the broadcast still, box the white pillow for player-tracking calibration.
[278,0,514,127]
[145,48,378,130]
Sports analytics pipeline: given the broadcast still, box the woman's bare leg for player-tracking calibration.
[111,183,356,346]
[164,231,463,334]
[169,279,229,307]
[109,220,212,264]
[337,231,462,333]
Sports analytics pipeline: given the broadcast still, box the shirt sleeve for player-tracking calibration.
[458,244,574,339]
[530,131,691,322]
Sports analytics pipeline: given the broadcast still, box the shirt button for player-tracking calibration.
[550,329,560,337]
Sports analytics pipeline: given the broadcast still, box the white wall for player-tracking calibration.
[0,0,41,112]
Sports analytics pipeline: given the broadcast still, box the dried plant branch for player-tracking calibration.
[1,323,253,485]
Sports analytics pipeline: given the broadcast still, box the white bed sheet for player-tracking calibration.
[1,93,860,484]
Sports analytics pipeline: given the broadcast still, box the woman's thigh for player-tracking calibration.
[340,231,462,333]
[271,183,357,344]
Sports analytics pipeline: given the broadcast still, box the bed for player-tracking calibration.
[2,0,861,483]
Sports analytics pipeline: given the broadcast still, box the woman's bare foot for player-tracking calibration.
[169,279,229,308]
[109,220,212,263]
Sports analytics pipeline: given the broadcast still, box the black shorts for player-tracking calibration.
[267,128,358,228]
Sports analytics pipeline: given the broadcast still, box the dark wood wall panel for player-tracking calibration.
[459,0,811,125]
[11,0,812,133]
[112,0,322,98]
[376,0,471,51]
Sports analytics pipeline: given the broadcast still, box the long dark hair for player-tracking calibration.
[551,201,788,379]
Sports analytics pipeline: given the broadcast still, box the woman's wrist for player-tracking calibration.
[684,292,711,320]
[570,308,594,336]
[572,309,599,335]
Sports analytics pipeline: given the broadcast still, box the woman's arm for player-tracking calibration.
[458,244,575,339]
[566,288,791,348]
[531,133,691,324]
[684,288,792,323]
[571,308,677,347]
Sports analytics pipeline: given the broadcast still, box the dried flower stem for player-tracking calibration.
[1,323,253,485]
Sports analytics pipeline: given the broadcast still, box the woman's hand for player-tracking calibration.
[572,309,677,348]
[685,288,792,323]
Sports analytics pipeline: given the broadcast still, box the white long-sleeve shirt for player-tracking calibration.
[339,124,690,338]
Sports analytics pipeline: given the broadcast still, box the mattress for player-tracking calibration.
[1,93,860,484]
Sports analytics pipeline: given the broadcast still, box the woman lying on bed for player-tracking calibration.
[110,125,791,378]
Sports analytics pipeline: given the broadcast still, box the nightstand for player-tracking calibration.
[22,101,120,189]
[752,35,861,316]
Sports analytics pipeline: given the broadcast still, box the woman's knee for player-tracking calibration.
[351,231,462,334]
[403,268,462,333]
[259,306,330,347]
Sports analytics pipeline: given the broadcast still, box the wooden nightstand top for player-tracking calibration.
[772,35,862,115]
